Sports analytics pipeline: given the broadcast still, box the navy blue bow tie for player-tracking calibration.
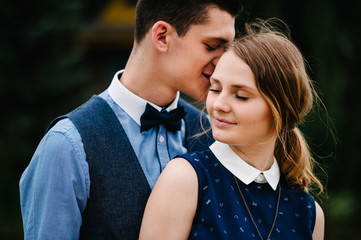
[140,103,186,133]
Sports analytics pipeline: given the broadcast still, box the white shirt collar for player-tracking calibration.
[108,70,180,125]
[210,141,280,190]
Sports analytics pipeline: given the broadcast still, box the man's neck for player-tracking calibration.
[120,65,178,108]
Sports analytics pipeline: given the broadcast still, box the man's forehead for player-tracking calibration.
[190,25,235,42]
[187,8,235,40]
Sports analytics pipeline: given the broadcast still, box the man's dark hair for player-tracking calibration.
[135,0,241,43]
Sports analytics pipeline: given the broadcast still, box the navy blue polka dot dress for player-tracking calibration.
[180,150,316,240]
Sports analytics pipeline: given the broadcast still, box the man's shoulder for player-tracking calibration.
[49,118,76,133]
[45,118,84,151]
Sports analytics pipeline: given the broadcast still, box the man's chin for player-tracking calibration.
[191,91,208,102]
[181,91,206,104]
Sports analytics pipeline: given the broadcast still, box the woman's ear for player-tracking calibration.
[151,21,173,53]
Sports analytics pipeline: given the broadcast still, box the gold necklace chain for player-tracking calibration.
[233,176,281,240]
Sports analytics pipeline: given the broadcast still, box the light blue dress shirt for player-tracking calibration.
[19,70,188,239]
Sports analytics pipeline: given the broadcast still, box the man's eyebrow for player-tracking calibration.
[206,37,229,43]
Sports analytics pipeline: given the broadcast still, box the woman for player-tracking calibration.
[139,20,325,240]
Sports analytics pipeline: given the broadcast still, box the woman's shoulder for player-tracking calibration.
[178,149,217,170]
[280,178,314,200]
[139,157,198,239]
[288,185,314,201]
[175,150,227,191]
[162,157,198,185]
[281,183,317,221]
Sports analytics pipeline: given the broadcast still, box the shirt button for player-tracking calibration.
[159,136,165,143]
[254,173,267,183]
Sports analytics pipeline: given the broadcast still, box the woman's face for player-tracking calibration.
[206,50,276,148]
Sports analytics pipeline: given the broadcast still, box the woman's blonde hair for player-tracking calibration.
[230,19,323,193]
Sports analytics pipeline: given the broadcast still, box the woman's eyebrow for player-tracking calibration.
[210,77,257,92]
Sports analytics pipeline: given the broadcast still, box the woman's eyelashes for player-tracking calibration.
[209,88,221,93]
[236,95,249,101]
[209,87,249,101]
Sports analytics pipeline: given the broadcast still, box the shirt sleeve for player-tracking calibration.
[19,119,89,239]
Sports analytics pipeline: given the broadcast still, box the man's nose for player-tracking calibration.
[212,57,220,67]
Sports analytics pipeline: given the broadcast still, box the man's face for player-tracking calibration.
[164,7,235,101]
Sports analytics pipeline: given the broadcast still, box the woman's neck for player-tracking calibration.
[229,141,276,171]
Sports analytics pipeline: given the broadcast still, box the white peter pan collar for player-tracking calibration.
[108,70,180,125]
[210,141,280,190]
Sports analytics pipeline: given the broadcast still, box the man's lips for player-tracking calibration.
[202,72,211,80]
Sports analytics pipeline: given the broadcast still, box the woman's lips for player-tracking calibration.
[214,117,235,127]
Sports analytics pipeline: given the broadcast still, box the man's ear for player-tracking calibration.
[151,21,173,53]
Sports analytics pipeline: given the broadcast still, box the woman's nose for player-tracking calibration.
[213,93,231,113]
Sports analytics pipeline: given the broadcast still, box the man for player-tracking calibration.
[20,0,240,239]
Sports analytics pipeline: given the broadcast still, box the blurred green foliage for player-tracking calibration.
[0,0,359,239]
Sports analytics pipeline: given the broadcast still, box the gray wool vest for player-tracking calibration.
[47,95,213,240]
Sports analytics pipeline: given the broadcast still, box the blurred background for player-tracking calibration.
[0,0,359,239]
